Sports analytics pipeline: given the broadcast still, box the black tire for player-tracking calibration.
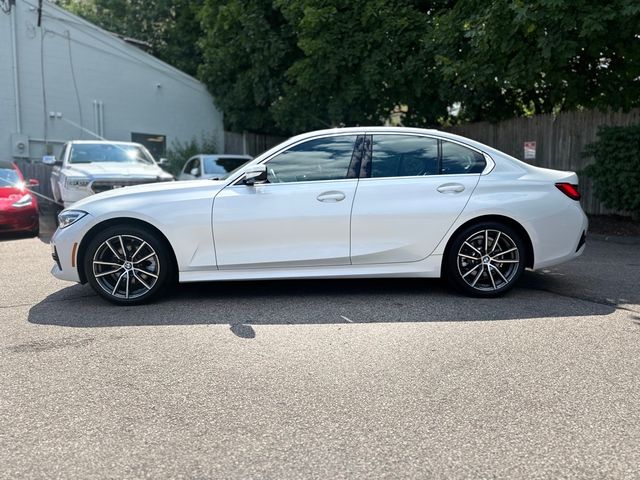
[83,224,175,305]
[444,221,526,297]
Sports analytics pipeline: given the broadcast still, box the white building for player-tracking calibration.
[0,0,224,163]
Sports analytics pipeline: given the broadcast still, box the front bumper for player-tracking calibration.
[49,214,92,283]
[0,208,39,233]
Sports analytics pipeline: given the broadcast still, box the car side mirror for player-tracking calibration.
[243,164,267,186]
[190,168,199,176]
[42,155,58,166]
[28,178,40,187]
[158,158,168,166]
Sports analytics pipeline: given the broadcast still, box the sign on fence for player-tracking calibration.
[524,141,536,160]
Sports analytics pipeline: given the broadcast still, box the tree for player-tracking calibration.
[199,0,450,134]
[271,0,449,132]
[55,0,203,76]
[198,0,300,135]
[432,0,640,123]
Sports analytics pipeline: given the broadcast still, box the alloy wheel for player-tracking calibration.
[456,229,520,292]
[92,235,160,299]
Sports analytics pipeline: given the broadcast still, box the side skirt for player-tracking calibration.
[179,255,443,283]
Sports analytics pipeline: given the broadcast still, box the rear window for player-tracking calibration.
[441,141,486,174]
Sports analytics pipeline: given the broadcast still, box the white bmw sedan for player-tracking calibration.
[50,127,587,305]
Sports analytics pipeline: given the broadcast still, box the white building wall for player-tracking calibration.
[0,0,224,161]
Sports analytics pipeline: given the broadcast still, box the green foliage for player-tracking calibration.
[584,124,640,217]
[271,0,448,132]
[56,0,203,76]
[433,0,640,123]
[198,0,300,135]
[58,0,640,135]
[165,134,218,176]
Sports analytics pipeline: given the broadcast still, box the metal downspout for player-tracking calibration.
[10,2,21,134]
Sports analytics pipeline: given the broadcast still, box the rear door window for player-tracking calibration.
[370,135,439,178]
[441,141,486,174]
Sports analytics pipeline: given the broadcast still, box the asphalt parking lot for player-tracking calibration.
[1,226,639,479]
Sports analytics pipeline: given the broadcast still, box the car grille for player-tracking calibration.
[90,179,160,194]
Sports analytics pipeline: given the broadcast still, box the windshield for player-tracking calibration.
[203,156,251,179]
[69,144,155,165]
[0,167,20,187]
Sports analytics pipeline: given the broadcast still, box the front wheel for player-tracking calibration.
[84,225,174,305]
[445,222,526,297]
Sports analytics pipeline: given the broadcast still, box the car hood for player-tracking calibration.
[0,186,30,210]
[64,162,172,179]
[0,185,23,199]
[70,179,226,212]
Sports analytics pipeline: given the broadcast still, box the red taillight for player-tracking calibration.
[555,182,581,201]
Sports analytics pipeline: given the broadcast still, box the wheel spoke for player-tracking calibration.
[132,271,152,290]
[111,271,127,295]
[105,240,123,261]
[495,259,519,264]
[489,264,508,284]
[119,236,127,261]
[131,240,147,261]
[93,260,122,267]
[464,241,483,256]
[487,265,497,289]
[459,253,480,261]
[134,267,158,279]
[125,272,130,299]
[133,252,155,264]
[95,267,122,278]
[484,230,488,254]
[490,231,501,254]
[470,265,484,286]
[462,263,482,278]
[493,247,517,258]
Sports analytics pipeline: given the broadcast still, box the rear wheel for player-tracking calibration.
[445,222,526,297]
[84,225,174,305]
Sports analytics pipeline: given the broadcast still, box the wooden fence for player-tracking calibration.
[224,131,286,158]
[448,108,640,215]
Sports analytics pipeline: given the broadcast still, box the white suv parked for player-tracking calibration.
[47,141,174,207]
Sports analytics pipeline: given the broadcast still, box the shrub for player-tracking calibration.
[583,124,640,219]
[165,134,218,176]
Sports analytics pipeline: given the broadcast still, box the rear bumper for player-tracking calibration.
[532,204,588,269]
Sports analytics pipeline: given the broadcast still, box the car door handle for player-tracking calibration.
[437,183,465,194]
[317,191,346,202]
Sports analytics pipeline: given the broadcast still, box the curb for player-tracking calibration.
[587,233,640,245]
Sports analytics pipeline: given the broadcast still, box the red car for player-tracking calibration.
[0,161,39,236]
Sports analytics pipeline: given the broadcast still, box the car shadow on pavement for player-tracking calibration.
[28,273,616,337]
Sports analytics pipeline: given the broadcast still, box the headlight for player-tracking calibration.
[12,194,33,208]
[65,178,90,188]
[58,210,88,229]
